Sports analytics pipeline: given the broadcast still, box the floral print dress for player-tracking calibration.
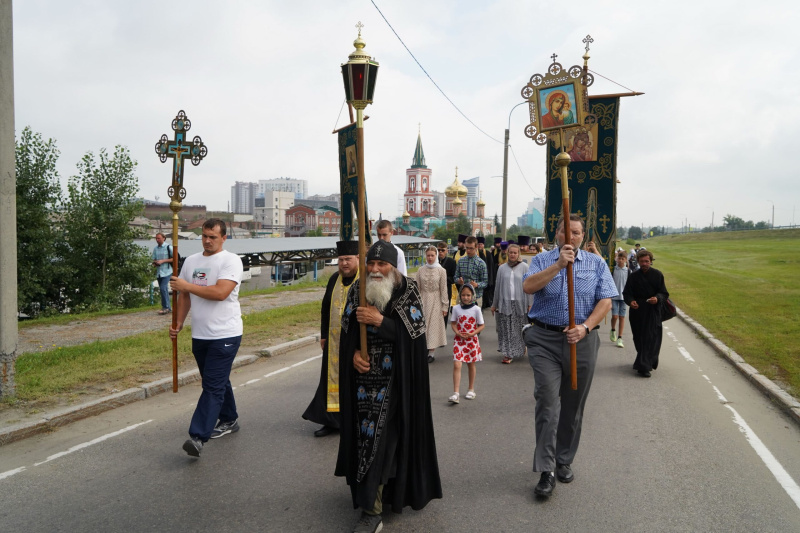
[450,304,484,362]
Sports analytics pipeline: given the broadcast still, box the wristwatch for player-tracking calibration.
[582,323,591,335]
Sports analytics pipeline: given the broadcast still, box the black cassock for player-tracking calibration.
[335,277,442,513]
[623,267,669,372]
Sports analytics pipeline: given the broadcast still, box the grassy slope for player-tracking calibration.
[638,229,800,394]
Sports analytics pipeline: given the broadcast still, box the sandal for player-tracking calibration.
[502,356,513,364]
[465,390,476,400]
[158,309,170,315]
[448,393,459,404]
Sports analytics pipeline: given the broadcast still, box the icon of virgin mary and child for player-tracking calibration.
[541,89,575,129]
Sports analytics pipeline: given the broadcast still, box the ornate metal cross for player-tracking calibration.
[551,53,558,64]
[583,35,594,53]
[155,110,208,202]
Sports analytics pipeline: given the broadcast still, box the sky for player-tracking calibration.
[11,0,800,230]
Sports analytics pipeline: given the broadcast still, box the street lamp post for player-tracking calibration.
[502,102,527,240]
[341,22,379,362]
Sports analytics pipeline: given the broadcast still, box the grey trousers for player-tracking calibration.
[524,325,599,472]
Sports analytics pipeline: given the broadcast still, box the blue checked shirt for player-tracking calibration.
[523,247,618,326]
[454,254,488,299]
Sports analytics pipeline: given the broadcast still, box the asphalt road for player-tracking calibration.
[1,313,799,532]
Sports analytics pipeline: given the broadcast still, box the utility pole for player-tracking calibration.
[0,0,17,397]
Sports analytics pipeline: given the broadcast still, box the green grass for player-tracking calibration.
[10,301,321,404]
[636,229,800,394]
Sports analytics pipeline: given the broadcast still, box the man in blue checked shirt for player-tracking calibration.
[522,214,617,499]
[454,236,488,307]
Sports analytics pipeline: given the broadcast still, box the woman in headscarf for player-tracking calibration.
[415,245,449,363]
[623,249,670,378]
[491,243,533,364]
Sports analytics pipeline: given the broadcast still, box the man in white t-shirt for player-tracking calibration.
[170,218,244,458]
[375,219,407,276]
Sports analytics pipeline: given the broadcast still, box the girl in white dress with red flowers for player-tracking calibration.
[449,284,485,404]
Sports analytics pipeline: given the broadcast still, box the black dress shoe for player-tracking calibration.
[313,425,337,437]
[534,472,555,497]
[637,369,652,378]
[427,354,435,363]
[556,463,574,483]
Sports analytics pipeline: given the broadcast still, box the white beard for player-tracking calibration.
[365,269,399,312]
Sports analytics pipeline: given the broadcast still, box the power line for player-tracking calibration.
[370,0,503,144]
[508,143,542,197]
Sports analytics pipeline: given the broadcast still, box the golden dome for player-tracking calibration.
[402,210,410,217]
[453,197,463,205]
[445,166,468,198]
[477,194,485,207]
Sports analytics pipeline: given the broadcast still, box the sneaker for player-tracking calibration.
[616,338,624,348]
[182,437,203,457]
[210,419,240,439]
[609,330,617,342]
[352,511,383,533]
[448,393,459,404]
[465,390,476,400]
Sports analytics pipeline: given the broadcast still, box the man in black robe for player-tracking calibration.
[302,240,359,437]
[437,241,457,331]
[623,249,669,378]
[477,236,495,309]
[336,241,442,533]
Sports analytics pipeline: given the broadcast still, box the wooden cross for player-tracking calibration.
[599,214,610,233]
[155,110,208,200]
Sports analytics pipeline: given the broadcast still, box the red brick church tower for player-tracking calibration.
[404,131,435,216]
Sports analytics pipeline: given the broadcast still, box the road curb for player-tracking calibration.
[0,336,318,446]
[676,308,800,426]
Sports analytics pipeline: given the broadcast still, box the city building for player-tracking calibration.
[462,176,480,218]
[258,177,308,200]
[518,197,545,230]
[403,132,435,217]
[231,181,258,214]
[254,190,295,235]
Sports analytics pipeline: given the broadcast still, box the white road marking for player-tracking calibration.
[677,338,800,509]
[726,404,800,510]
[33,420,153,467]
[4,353,324,482]
[0,466,26,480]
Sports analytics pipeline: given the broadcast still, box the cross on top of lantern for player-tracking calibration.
[520,35,596,147]
[154,110,208,203]
[341,22,380,110]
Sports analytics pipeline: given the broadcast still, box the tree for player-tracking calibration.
[616,226,627,239]
[649,226,664,237]
[628,225,643,240]
[61,146,151,310]
[15,127,67,316]
[454,213,472,235]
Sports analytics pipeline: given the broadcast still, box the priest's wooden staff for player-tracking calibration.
[341,23,379,362]
[154,110,208,392]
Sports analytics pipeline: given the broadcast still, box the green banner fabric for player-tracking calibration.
[544,96,620,265]
[338,123,371,243]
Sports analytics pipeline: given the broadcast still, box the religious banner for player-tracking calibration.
[543,95,620,265]
[338,123,371,243]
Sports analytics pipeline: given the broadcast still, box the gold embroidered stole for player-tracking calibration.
[327,271,357,412]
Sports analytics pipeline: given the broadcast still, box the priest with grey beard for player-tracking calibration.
[335,240,442,533]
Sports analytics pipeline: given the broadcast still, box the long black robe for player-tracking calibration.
[479,249,495,308]
[302,272,354,428]
[623,267,669,372]
[335,277,442,513]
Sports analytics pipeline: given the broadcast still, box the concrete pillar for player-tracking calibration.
[0,0,17,397]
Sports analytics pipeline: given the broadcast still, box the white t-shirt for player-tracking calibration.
[394,244,407,276]
[179,249,243,339]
